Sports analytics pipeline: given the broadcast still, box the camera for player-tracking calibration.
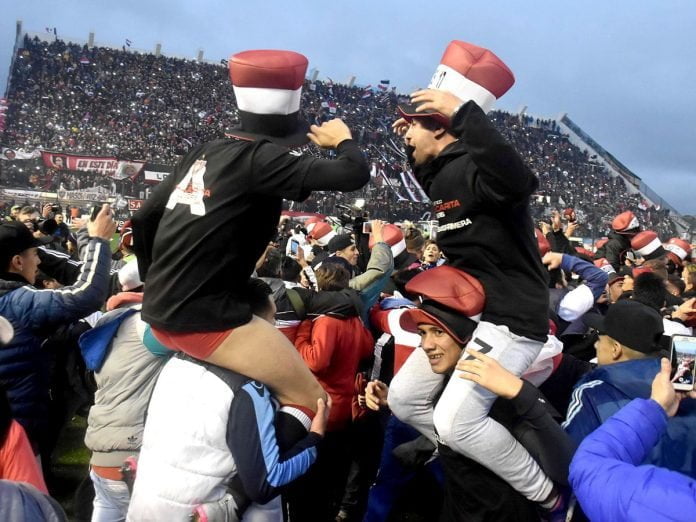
[336,203,369,230]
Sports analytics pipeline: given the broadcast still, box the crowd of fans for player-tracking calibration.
[0,35,679,237]
[0,35,694,522]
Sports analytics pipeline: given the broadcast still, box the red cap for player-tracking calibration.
[368,224,406,257]
[229,50,307,90]
[612,211,639,234]
[664,238,692,266]
[631,231,666,260]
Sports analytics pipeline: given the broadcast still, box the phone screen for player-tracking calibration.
[290,240,299,255]
[362,222,372,234]
[671,336,696,390]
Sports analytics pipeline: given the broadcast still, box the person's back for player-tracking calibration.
[295,312,373,431]
[128,354,324,521]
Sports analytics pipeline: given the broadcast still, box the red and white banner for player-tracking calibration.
[42,151,118,176]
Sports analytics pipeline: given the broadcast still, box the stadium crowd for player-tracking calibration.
[1,35,678,237]
[1,37,694,522]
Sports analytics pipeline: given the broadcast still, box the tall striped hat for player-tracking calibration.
[227,50,309,147]
[399,41,515,126]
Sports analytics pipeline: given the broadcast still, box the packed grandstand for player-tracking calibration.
[0,33,682,240]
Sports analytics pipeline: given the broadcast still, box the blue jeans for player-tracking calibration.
[90,469,130,522]
[363,415,443,522]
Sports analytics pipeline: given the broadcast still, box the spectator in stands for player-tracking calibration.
[0,207,115,449]
[1,36,681,239]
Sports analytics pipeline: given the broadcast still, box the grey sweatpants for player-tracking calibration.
[389,321,554,503]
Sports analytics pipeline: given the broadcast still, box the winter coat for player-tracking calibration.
[570,398,696,522]
[294,294,374,431]
[0,238,110,444]
[563,358,696,477]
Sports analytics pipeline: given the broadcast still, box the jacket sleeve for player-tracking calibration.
[556,255,609,322]
[294,318,335,372]
[450,101,538,205]
[510,381,577,486]
[37,246,82,285]
[569,398,696,522]
[226,381,321,504]
[561,379,606,444]
[250,139,370,201]
[349,242,394,292]
[24,238,111,330]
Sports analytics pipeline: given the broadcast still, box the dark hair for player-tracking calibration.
[247,278,274,318]
[281,256,302,283]
[667,275,686,296]
[256,248,282,278]
[413,116,446,132]
[391,267,424,299]
[315,263,351,291]
[405,227,425,253]
[632,272,666,311]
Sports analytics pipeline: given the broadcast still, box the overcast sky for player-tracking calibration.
[2,0,694,214]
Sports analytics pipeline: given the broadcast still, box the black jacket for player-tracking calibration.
[412,102,549,341]
[595,230,632,271]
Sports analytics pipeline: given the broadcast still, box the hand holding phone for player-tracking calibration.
[670,335,696,391]
[290,239,299,255]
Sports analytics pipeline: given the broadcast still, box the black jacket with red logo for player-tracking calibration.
[411,101,549,341]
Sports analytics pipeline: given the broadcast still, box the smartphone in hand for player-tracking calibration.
[362,222,372,234]
[671,335,696,391]
[290,239,300,255]
[90,202,106,221]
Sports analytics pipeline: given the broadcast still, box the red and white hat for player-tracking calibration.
[398,41,515,125]
[227,50,309,146]
[631,230,666,261]
[595,258,624,286]
[306,221,336,247]
[368,224,406,258]
[399,266,485,344]
[664,237,692,267]
[119,219,133,250]
[612,211,640,234]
